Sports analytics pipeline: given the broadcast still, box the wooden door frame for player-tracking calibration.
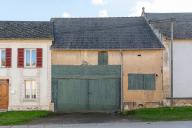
[0,79,9,110]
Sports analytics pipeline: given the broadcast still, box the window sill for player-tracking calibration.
[23,99,38,102]
[24,66,36,68]
[24,67,38,69]
[128,89,156,91]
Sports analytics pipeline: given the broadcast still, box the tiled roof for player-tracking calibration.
[145,13,192,39]
[0,21,53,39]
[51,17,163,50]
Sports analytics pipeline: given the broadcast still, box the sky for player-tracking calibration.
[0,0,192,21]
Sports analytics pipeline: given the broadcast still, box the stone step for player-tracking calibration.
[0,109,7,112]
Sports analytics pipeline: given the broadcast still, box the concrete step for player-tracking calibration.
[0,109,7,112]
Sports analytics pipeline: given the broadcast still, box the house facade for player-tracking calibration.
[2,15,187,112]
[143,11,192,106]
[0,21,53,110]
[51,17,164,112]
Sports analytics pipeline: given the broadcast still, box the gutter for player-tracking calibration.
[50,47,165,51]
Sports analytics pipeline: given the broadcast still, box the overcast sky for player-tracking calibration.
[0,0,192,21]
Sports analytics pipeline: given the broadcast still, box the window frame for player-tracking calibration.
[24,80,37,100]
[98,51,108,65]
[0,49,6,68]
[24,49,36,68]
[128,73,156,90]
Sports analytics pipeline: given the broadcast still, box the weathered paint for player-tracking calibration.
[157,37,192,106]
[52,65,121,112]
[0,40,52,111]
[52,50,98,65]
[122,50,163,110]
[162,39,192,97]
[52,50,164,110]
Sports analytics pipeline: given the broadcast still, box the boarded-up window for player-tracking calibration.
[98,51,108,65]
[128,74,155,90]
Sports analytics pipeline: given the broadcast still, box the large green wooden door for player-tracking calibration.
[88,79,120,111]
[56,79,88,112]
[52,65,121,112]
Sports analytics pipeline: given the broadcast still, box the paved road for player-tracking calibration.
[1,113,192,128]
[1,121,192,128]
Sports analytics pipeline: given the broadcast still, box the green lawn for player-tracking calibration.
[0,111,50,125]
[120,107,192,121]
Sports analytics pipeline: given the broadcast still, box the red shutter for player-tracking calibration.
[36,48,42,68]
[6,48,12,68]
[17,48,24,68]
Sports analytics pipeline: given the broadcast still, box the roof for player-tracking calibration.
[0,21,53,39]
[145,13,192,39]
[51,17,163,50]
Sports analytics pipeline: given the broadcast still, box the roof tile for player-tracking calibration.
[51,17,163,49]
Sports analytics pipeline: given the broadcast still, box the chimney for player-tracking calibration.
[141,7,145,16]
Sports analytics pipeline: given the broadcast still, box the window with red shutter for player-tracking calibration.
[6,48,12,68]
[0,49,6,67]
[36,48,42,68]
[24,49,36,67]
[18,48,24,68]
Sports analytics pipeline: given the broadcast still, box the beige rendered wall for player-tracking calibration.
[52,49,164,110]
[52,50,98,65]
[162,38,171,99]
[122,50,164,110]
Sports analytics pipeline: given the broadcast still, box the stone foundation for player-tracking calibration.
[123,101,164,110]
[8,105,51,111]
[167,98,192,106]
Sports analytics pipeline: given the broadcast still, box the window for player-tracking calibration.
[0,49,6,67]
[24,49,36,67]
[128,74,155,90]
[24,80,37,99]
[98,51,108,65]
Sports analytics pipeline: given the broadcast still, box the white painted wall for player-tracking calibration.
[0,40,52,110]
[173,40,192,97]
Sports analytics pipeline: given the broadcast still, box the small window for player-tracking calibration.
[128,74,155,90]
[98,51,108,65]
[24,80,37,100]
[24,49,36,67]
[0,49,6,67]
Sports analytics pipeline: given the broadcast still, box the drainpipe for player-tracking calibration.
[170,19,174,106]
[120,49,124,111]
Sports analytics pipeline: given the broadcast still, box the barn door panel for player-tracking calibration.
[88,78,120,111]
[56,79,89,112]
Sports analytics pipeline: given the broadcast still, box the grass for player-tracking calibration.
[1,107,192,125]
[0,111,50,125]
[120,107,192,121]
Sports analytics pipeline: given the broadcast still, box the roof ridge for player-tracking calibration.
[51,16,143,20]
[146,12,192,14]
[0,21,50,22]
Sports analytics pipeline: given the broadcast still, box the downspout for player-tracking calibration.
[170,19,174,106]
[120,49,124,111]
